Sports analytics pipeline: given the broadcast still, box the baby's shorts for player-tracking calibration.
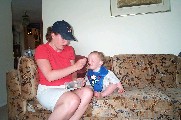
[37,84,67,111]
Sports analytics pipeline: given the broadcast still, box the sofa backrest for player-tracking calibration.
[112,54,178,90]
[18,56,38,100]
[104,56,113,70]
[176,56,181,88]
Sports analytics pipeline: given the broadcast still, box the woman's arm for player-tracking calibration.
[36,58,87,82]
[70,59,77,80]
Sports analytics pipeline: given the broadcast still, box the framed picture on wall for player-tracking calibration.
[110,0,171,17]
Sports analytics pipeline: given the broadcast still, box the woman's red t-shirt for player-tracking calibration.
[35,42,75,86]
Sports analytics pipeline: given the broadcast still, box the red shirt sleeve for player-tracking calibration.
[68,46,75,61]
[34,44,49,60]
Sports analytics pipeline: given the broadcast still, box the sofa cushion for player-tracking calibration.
[23,111,51,120]
[7,97,27,119]
[26,98,51,113]
[163,88,181,111]
[91,87,179,119]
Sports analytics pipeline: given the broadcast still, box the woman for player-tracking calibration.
[35,20,93,120]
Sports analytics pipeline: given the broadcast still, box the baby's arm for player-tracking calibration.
[106,70,125,94]
[117,82,125,93]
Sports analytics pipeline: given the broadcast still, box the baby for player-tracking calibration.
[85,51,125,98]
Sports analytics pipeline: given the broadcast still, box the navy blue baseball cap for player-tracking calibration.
[52,20,76,41]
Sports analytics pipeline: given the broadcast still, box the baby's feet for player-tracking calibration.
[118,89,125,94]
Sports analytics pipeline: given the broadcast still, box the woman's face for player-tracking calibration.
[51,33,70,51]
[88,53,103,71]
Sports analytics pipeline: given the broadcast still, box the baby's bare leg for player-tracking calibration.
[117,82,125,93]
[101,84,117,97]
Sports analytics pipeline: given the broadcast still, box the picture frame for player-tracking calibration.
[110,0,171,17]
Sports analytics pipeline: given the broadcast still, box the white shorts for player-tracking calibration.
[36,84,67,111]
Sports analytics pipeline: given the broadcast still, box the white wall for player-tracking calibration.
[42,0,181,57]
[0,0,13,106]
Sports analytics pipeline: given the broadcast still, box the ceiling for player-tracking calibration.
[12,0,42,25]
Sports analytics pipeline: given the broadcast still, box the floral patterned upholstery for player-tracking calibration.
[6,56,51,120]
[88,54,181,119]
[6,55,181,120]
[176,56,181,87]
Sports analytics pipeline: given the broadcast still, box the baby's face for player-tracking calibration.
[88,53,103,71]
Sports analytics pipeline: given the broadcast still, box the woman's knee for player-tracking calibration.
[55,92,80,110]
[81,87,93,99]
[69,93,81,107]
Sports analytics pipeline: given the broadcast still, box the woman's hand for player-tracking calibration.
[74,58,87,71]
[76,78,86,87]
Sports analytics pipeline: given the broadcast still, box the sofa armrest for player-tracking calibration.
[18,56,38,100]
[6,69,21,98]
[6,69,27,119]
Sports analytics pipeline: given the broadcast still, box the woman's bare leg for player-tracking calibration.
[69,87,93,120]
[48,91,80,120]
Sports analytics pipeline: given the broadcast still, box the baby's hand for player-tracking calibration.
[118,88,125,94]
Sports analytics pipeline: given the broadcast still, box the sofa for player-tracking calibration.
[6,54,181,120]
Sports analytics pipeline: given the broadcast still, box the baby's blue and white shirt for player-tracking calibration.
[85,66,120,92]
